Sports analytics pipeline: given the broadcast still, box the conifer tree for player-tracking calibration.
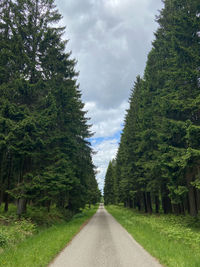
[104,160,117,205]
[0,0,99,214]
[110,0,200,216]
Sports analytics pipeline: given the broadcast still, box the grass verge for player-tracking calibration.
[106,205,200,267]
[0,205,97,267]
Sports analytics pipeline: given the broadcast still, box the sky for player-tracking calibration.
[55,0,164,191]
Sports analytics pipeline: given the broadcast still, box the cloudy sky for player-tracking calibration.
[55,0,163,191]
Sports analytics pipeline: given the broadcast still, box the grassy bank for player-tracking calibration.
[0,205,97,267]
[106,205,200,267]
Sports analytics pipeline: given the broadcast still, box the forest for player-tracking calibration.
[0,0,100,216]
[104,0,200,217]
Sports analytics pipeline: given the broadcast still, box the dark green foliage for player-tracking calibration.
[104,160,117,205]
[105,0,200,216]
[0,0,99,214]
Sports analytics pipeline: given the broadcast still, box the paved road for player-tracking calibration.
[49,205,162,267]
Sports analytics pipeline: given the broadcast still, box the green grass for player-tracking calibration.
[0,205,97,267]
[106,205,200,267]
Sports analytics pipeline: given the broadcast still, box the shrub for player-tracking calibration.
[0,231,9,247]
[0,219,36,249]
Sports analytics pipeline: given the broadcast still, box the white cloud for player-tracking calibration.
[56,0,163,108]
[92,138,119,191]
[85,101,128,138]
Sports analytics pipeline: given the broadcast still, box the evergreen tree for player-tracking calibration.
[0,0,99,214]
[111,0,200,216]
[104,160,117,205]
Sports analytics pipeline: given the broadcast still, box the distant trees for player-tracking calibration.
[0,0,100,215]
[104,160,117,205]
[104,0,200,216]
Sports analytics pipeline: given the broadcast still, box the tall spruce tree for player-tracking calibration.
[0,0,99,214]
[149,0,200,216]
[104,160,117,205]
[110,0,200,216]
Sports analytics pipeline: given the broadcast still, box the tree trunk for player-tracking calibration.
[0,153,5,207]
[161,182,172,214]
[4,194,9,212]
[155,195,160,213]
[180,202,185,215]
[143,192,148,213]
[188,187,197,216]
[137,199,141,211]
[129,199,133,208]
[186,169,198,217]
[188,188,197,216]
[46,200,51,212]
[146,192,152,214]
[133,198,137,209]
[172,204,179,215]
[196,190,200,211]
[4,151,12,212]
[186,195,190,214]
[162,195,172,214]
[0,191,3,207]
[17,198,27,216]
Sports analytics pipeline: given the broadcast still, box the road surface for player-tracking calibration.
[49,204,162,267]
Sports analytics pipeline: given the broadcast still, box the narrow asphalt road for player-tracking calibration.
[49,204,162,267]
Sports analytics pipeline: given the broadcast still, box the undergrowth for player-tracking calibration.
[0,204,98,266]
[0,204,68,251]
[106,205,200,267]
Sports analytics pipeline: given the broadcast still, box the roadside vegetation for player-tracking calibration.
[0,204,97,267]
[104,0,200,217]
[107,205,200,267]
[0,0,100,217]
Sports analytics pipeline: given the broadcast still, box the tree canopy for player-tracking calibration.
[0,0,100,215]
[104,0,200,216]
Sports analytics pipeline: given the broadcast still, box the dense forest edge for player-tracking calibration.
[104,0,200,217]
[0,0,101,260]
[0,0,100,217]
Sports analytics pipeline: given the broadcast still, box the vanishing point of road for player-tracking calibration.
[49,204,162,267]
